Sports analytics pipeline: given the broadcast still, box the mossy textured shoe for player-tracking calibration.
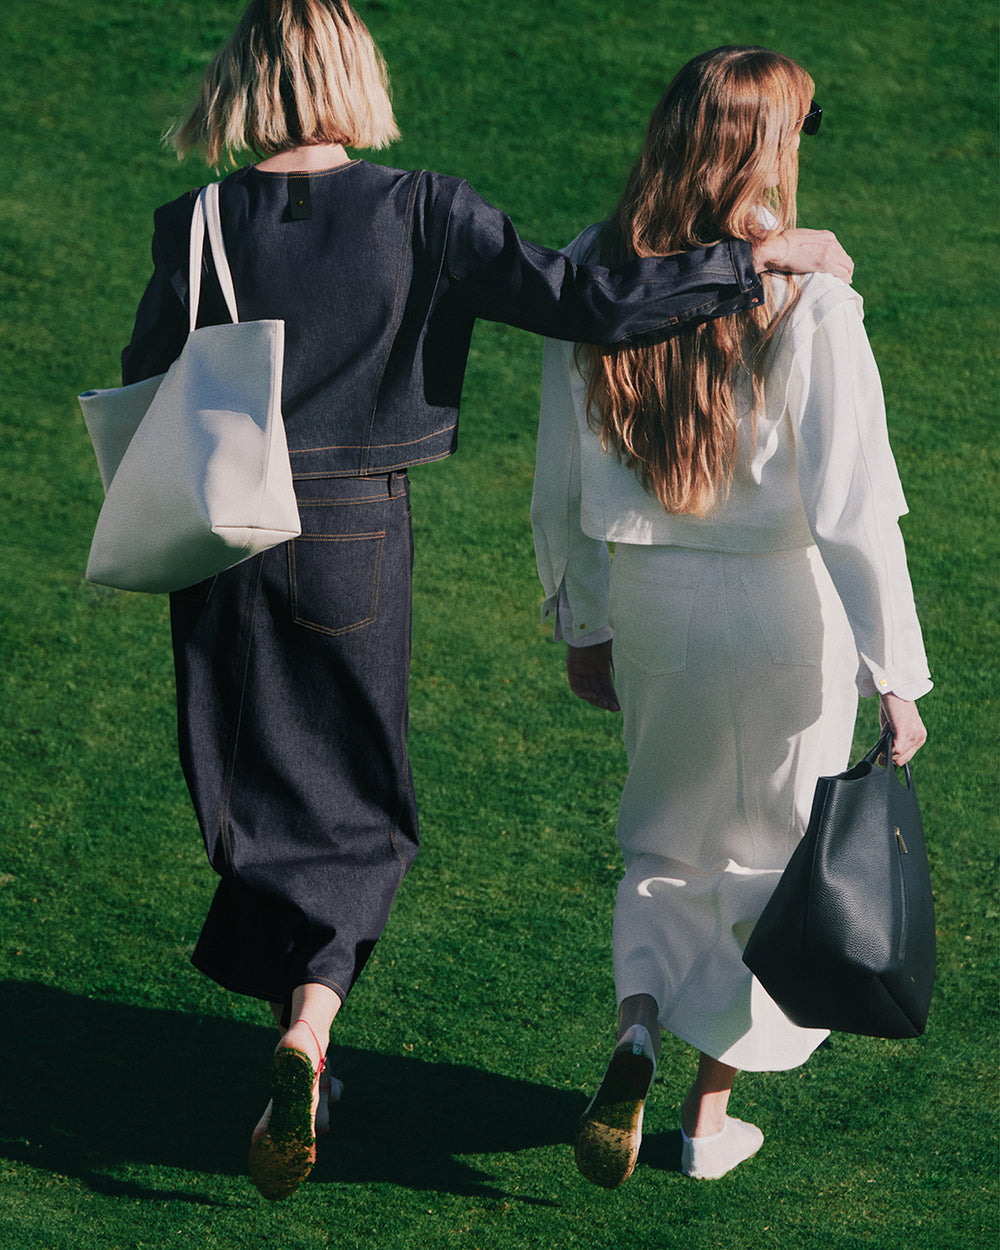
[249,1047,320,1200]
[574,1024,657,1188]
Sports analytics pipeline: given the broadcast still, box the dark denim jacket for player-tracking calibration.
[122,161,763,476]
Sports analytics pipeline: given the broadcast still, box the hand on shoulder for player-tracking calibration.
[753,229,855,285]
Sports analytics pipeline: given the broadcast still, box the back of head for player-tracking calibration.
[169,0,399,169]
[588,46,815,517]
[616,46,813,258]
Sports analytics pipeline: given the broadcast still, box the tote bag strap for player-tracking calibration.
[187,181,240,333]
[187,192,206,335]
[866,726,916,792]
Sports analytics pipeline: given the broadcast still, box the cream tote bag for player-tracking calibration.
[80,181,300,593]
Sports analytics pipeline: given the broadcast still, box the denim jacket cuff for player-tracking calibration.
[729,239,766,300]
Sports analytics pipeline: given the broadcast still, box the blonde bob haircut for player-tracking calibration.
[585,46,814,517]
[168,0,399,168]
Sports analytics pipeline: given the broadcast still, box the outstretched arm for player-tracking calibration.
[754,229,855,285]
[447,182,764,346]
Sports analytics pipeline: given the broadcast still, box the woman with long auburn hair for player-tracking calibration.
[532,46,931,1187]
[120,5,852,1201]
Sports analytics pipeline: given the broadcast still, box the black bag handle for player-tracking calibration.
[866,726,915,792]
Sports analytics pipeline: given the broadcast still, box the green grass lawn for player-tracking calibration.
[1,1,997,1247]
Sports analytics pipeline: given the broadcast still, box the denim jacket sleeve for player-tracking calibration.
[120,193,199,386]
[442,181,763,346]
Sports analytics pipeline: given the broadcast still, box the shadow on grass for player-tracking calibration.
[0,980,580,1206]
[636,1128,684,1175]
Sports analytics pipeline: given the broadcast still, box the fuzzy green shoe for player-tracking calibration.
[574,1024,657,1189]
[249,1047,318,1200]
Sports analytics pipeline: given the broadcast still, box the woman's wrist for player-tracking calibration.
[752,228,854,283]
[752,235,789,272]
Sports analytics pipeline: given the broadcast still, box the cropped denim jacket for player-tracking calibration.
[122,160,763,477]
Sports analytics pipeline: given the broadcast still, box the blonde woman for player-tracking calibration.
[531,46,930,1188]
[122,4,853,1199]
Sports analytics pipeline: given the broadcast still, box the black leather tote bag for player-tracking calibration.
[743,729,935,1039]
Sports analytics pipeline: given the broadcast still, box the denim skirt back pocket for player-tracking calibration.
[288,479,397,637]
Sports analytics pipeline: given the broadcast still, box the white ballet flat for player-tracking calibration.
[681,1116,764,1179]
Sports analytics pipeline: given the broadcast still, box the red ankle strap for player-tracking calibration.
[291,1018,327,1074]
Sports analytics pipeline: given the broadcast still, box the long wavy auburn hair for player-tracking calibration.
[167,0,399,169]
[584,47,814,516]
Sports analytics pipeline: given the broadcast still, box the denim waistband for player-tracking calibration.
[292,471,409,502]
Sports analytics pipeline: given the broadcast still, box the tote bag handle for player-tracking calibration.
[187,182,240,333]
[865,727,916,793]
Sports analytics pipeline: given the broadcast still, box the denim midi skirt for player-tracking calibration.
[609,543,860,1071]
[169,472,418,1006]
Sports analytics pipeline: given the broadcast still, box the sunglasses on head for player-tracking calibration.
[801,101,822,136]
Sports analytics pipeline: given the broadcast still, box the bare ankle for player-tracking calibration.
[681,1054,738,1138]
[617,995,662,1058]
[680,1089,729,1139]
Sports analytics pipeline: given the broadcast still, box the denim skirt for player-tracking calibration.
[169,472,418,1006]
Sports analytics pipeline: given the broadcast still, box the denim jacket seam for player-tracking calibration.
[289,418,457,455]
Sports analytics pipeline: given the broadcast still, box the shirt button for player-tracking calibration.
[879,678,888,688]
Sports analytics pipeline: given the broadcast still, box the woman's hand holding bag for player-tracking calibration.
[743,728,935,1039]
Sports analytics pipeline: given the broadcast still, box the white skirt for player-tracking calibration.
[609,543,860,1071]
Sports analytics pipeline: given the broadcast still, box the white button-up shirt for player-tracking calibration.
[531,226,932,700]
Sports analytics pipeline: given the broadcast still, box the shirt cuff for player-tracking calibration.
[861,664,933,700]
[565,624,614,648]
[882,678,934,701]
[549,584,612,646]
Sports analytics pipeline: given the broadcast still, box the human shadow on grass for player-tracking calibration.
[0,980,581,1205]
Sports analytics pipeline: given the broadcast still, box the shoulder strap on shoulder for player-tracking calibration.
[187,182,240,330]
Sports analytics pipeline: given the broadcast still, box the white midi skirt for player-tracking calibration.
[609,543,860,1071]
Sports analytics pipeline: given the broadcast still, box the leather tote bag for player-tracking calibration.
[80,181,300,593]
[743,729,935,1039]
